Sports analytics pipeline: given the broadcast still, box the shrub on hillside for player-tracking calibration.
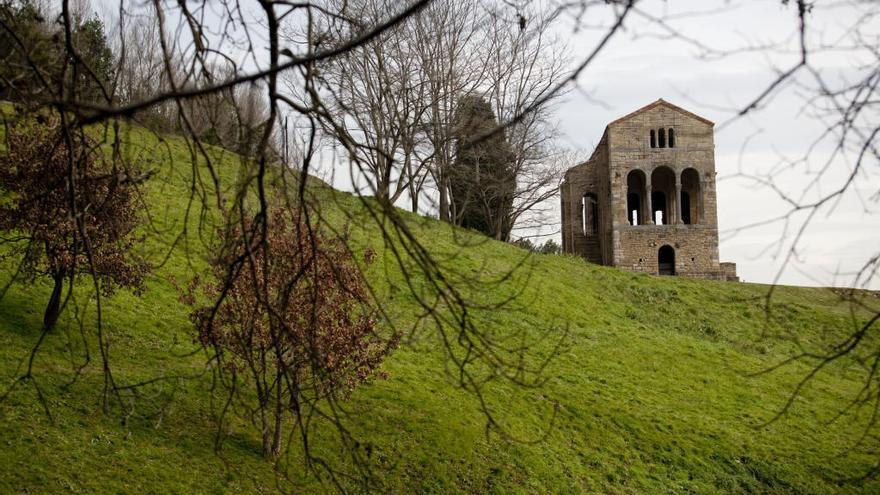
[512,237,560,254]
[0,115,150,331]
[180,207,395,459]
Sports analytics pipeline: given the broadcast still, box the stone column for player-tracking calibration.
[698,180,706,224]
[675,178,684,225]
[645,185,654,225]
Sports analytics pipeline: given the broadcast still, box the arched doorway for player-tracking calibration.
[658,245,675,275]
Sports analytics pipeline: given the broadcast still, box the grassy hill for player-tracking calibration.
[0,121,877,494]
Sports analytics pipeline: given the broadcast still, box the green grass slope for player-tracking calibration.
[0,123,877,494]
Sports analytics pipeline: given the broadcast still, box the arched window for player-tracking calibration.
[583,193,599,235]
[650,130,656,148]
[681,168,701,225]
[626,170,647,225]
[668,128,675,148]
[658,245,675,275]
[651,166,675,224]
[658,128,666,148]
[627,193,640,225]
[581,195,587,236]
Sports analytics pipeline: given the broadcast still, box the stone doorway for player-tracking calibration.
[658,245,675,275]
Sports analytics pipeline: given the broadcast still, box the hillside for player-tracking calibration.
[0,122,877,494]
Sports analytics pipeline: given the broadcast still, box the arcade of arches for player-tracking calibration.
[626,167,703,226]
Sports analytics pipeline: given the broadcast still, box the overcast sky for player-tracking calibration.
[549,0,879,289]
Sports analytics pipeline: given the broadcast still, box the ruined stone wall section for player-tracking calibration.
[560,155,604,263]
[720,262,739,282]
[592,136,613,265]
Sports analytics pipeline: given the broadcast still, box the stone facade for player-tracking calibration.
[560,99,737,281]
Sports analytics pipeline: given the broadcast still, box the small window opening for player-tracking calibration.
[631,210,638,225]
[658,128,666,148]
[668,128,675,148]
[650,130,656,148]
[581,196,587,236]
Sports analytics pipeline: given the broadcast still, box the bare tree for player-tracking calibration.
[481,2,569,238]
[289,0,425,205]
[310,0,568,232]
[411,0,489,220]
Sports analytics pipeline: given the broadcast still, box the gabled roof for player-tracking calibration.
[565,99,713,175]
[607,98,714,127]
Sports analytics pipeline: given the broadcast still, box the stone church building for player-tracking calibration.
[560,99,737,280]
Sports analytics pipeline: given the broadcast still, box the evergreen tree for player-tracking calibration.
[0,0,60,102]
[0,2,114,104]
[70,14,114,103]
[451,96,516,240]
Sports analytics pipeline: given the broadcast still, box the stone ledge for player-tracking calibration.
[617,224,717,231]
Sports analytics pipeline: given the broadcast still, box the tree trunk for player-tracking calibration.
[258,373,276,458]
[271,368,283,458]
[260,388,283,459]
[261,400,273,458]
[43,272,64,331]
[439,175,449,222]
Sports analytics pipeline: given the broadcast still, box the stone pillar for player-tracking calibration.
[645,185,654,225]
[675,178,684,225]
[698,180,706,224]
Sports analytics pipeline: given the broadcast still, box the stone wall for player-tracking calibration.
[720,262,739,282]
[616,225,723,278]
